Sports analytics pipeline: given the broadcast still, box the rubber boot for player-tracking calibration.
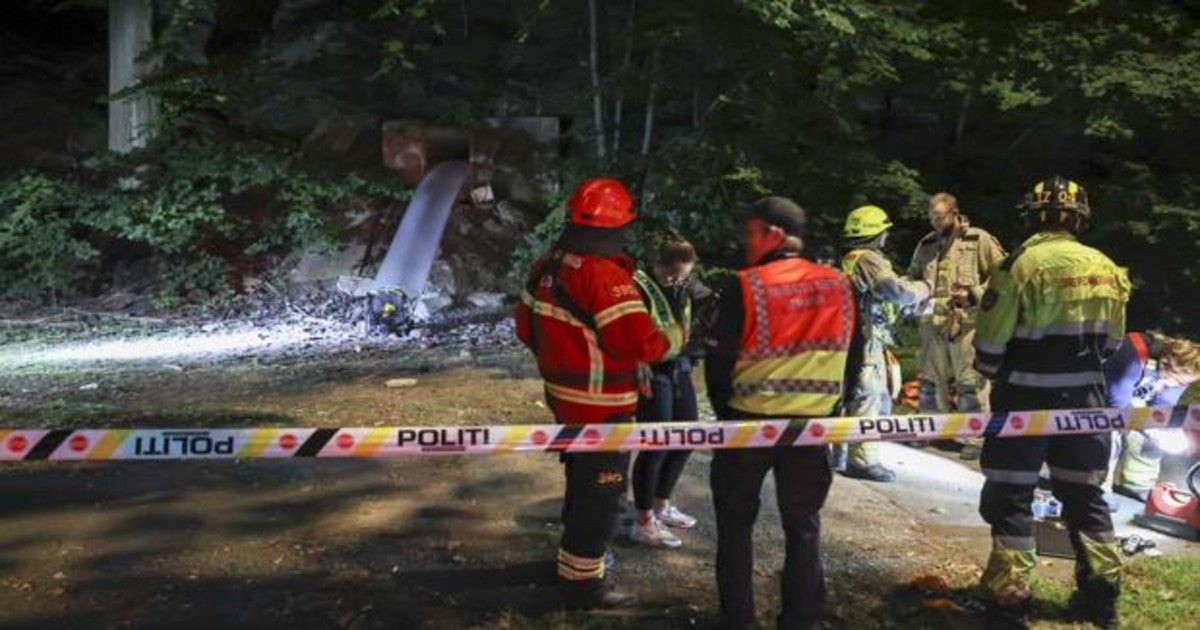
[984,598,1031,630]
[776,613,823,630]
[1067,579,1119,629]
[841,462,896,483]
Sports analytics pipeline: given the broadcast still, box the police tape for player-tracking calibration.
[1,405,1197,462]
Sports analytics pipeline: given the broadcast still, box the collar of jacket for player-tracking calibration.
[749,247,801,268]
[555,225,633,268]
[1139,332,1166,361]
[1020,230,1077,249]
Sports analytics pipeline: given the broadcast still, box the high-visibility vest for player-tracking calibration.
[729,256,857,416]
[633,270,675,330]
[633,269,692,332]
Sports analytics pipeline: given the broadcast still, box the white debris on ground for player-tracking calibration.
[0,287,518,369]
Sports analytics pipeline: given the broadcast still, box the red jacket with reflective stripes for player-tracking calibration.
[516,249,678,423]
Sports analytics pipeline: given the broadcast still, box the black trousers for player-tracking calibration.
[559,450,630,580]
[979,433,1115,584]
[979,381,1118,589]
[632,368,698,510]
[711,446,832,629]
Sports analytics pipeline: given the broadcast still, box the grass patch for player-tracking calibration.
[1026,556,1200,629]
[870,555,1199,629]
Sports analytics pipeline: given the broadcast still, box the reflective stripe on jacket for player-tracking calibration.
[633,269,683,331]
[974,232,1130,397]
[729,257,857,416]
[516,250,681,423]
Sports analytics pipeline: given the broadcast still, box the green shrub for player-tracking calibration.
[0,174,99,304]
[0,140,408,304]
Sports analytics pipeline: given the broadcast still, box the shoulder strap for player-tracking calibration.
[532,251,599,332]
[1128,332,1150,367]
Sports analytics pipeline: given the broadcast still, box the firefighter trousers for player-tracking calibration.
[711,446,832,629]
[978,432,1122,601]
[918,323,989,413]
[557,450,631,589]
[842,340,890,467]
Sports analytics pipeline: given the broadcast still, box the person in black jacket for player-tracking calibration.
[705,198,864,629]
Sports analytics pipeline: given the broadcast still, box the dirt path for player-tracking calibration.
[0,448,979,629]
[0,345,1192,628]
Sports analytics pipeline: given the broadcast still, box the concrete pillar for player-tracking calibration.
[108,0,155,153]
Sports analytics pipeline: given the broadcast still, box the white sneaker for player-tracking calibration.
[629,517,682,548]
[654,504,698,529]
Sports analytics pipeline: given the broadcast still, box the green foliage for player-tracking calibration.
[0,141,407,304]
[13,0,1200,332]
[0,174,99,303]
[509,207,566,284]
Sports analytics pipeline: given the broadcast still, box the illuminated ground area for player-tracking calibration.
[0,322,1196,628]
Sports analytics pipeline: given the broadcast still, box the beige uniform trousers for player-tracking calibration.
[918,322,990,414]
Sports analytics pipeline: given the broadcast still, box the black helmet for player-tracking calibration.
[1019,175,1090,220]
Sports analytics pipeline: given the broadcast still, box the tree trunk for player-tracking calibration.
[108,0,155,153]
[612,0,635,154]
[640,50,659,156]
[588,0,606,160]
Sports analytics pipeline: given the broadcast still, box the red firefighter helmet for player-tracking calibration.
[567,178,635,228]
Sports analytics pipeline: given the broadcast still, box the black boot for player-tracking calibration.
[841,461,896,482]
[559,579,639,610]
[984,599,1031,630]
[1067,579,1119,629]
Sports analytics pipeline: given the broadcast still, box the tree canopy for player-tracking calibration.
[2,0,1198,331]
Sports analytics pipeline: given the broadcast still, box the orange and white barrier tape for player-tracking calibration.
[1,405,1196,462]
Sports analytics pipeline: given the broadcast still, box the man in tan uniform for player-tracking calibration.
[907,192,1005,459]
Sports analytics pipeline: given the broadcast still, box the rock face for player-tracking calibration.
[292,198,532,318]
[309,118,551,316]
[289,242,369,285]
[420,259,456,314]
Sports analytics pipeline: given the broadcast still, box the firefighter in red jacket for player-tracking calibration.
[706,197,863,629]
[515,177,683,609]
